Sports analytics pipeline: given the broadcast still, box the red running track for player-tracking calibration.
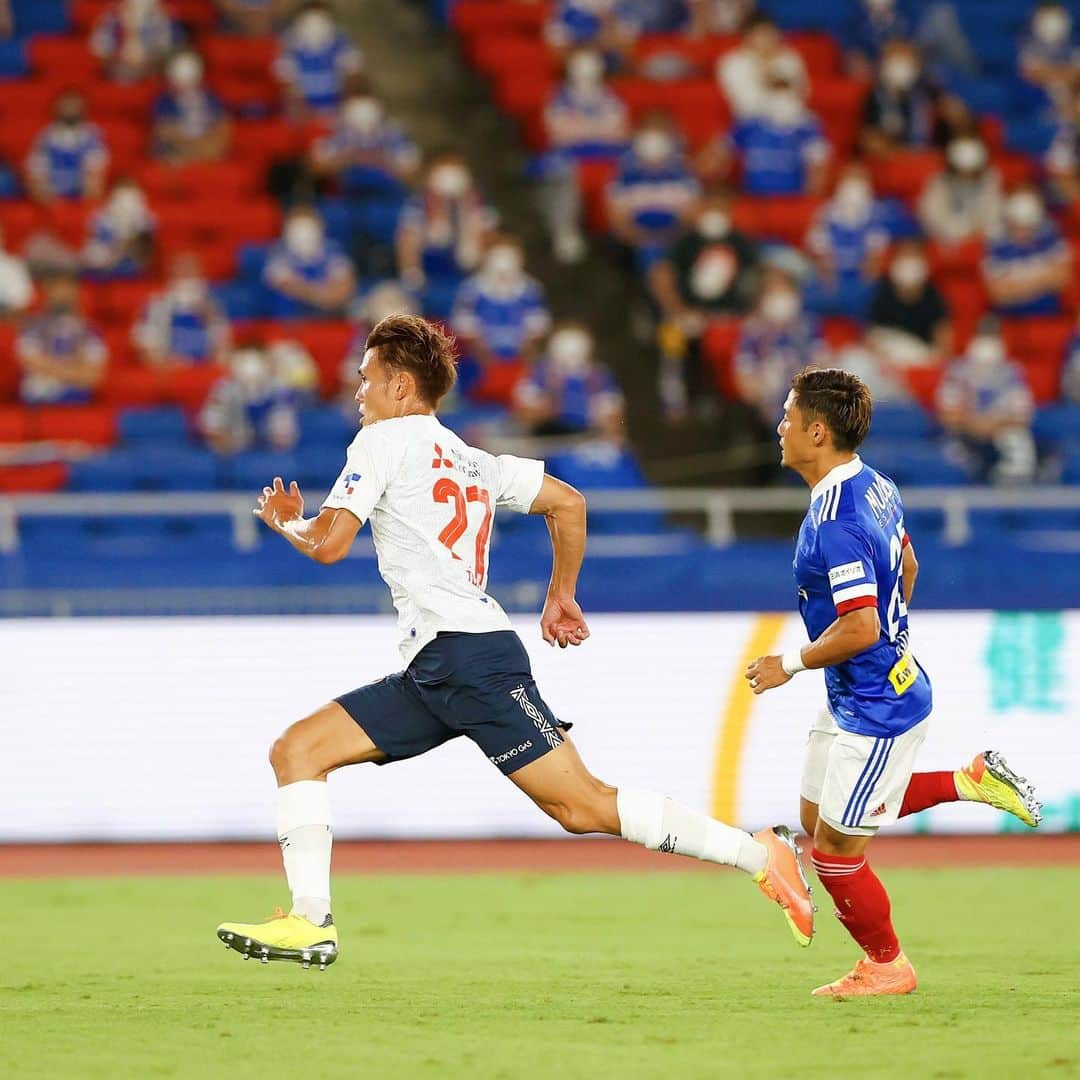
[1,835,1077,877]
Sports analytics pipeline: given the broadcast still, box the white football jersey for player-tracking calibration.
[322,413,545,664]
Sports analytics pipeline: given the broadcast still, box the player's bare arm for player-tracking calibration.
[902,537,918,607]
[254,476,362,564]
[745,607,880,695]
[529,474,590,649]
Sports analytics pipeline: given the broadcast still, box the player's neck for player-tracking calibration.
[797,451,857,492]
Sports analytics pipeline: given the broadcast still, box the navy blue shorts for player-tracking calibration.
[335,630,569,775]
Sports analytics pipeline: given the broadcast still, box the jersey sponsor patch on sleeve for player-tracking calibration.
[828,560,866,587]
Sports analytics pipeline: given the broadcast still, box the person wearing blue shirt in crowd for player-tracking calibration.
[16,273,107,404]
[606,113,700,270]
[735,265,829,425]
[805,163,890,318]
[26,92,109,204]
[545,0,641,66]
[721,65,830,196]
[538,47,630,262]
[1019,1,1079,117]
[91,0,181,83]
[845,0,975,82]
[1045,79,1080,205]
[309,88,419,194]
[514,321,625,437]
[152,50,231,164]
[275,1,364,119]
[983,186,1071,317]
[264,205,357,319]
[215,0,295,35]
[134,252,232,367]
[1062,320,1080,402]
[859,40,936,160]
[396,153,497,309]
[451,235,552,405]
[936,321,1036,483]
[82,177,156,279]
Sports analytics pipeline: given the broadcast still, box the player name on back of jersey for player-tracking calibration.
[863,471,901,529]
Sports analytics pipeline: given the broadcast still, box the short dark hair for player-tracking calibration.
[791,367,872,452]
[366,314,458,406]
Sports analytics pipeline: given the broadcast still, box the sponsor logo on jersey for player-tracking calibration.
[888,653,918,696]
[490,740,533,766]
[828,560,866,587]
[342,472,362,494]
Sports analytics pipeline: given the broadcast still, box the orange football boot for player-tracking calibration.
[812,952,918,997]
[752,825,816,947]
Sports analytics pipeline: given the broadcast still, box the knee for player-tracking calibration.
[269,728,311,783]
[547,779,619,836]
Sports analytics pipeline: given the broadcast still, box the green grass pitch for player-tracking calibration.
[2,869,1078,1079]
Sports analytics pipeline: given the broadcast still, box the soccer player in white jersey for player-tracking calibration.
[216,314,815,968]
[745,368,1042,997]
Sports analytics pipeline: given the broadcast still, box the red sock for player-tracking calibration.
[899,771,959,817]
[811,849,900,963]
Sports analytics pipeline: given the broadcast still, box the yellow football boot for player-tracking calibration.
[955,750,1042,828]
[217,908,338,970]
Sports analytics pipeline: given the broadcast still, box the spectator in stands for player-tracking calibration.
[16,272,106,404]
[648,188,759,418]
[734,265,827,423]
[309,87,420,194]
[1019,1,1079,114]
[0,0,10,40]
[545,0,640,66]
[91,0,181,83]
[151,49,231,165]
[451,235,552,404]
[867,237,952,367]
[82,177,156,279]
[216,0,296,35]
[268,337,319,405]
[859,40,936,158]
[918,134,1003,245]
[717,13,807,121]
[606,112,700,269]
[263,205,356,319]
[22,223,80,280]
[1063,324,1080,401]
[983,185,1071,317]
[804,163,889,316]
[396,154,496,296]
[340,280,419,408]
[688,0,756,36]
[26,92,109,204]
[514,321,624,437]
[0,222,33,318]
[936,321,1037,483]
[275,1,364,119]
[1045,77,1080,204]
[845,0,976,82]
[536,47,630,263]
[710,62,830,196]
[199,344,301,454]
[133,253,231,367]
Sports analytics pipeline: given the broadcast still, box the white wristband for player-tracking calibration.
[781,647,807,676]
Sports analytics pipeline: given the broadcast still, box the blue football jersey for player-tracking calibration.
[793,456,932,738]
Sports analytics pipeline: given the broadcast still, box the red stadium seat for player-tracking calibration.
[452,0,553,39]
[473,35,556,82]
[85,81,161,123]
[903,364,945,409]
[821,318,862,350]
[734,195,824,246]
[701,318,741,398]
[789,34,843,77]
[162,365,226,410]
[0,405,29,442]
[0,462,69,492]
[28,37,99,82]
[36,404,117,446]
[203,35,279,76]
[99,367,167,407]
[577,158,618,233]
[869,150,943,204]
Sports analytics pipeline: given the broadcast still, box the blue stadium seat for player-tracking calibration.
[68,448,219,492]
[356,198,406,245]
[237,244,271,282]
[297,408,354,448]
[870,403,933,440]
[212,281,267,320]
[12,0,69,35]
[118,407,190,445]
[1033,404,1080,443]
[0,41,28,79]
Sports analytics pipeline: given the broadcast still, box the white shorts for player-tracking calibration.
[800,705,929,836]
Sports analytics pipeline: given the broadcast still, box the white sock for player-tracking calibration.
[616,787,768,877]
[276,780,333,925]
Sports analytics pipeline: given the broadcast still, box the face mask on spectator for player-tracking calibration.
[484,246,524,287]
[232,349,270,394]
[549,328,593,375]
[110,187,147,229]
[344,97,382,133]
[429,164,470,198]
[765,90,802,126]
[968,335,1005,370]
[568,51,604,92]
[890,254,928,290]
[881,55,918,92]
[947,138,987,175]
[634,130,673,164]
[172,277,206,308]
[295,10,335,49]
[1005,191,1043,230]
[697,209,730,240]
[690,250,735,299]
[834,176,872,220]
[168,54,203,91]
[285,217,324,259]
[270,341,318,391]
[1034,7,1070,46]
[762,288,799,324]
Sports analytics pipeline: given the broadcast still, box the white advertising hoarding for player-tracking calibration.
[0,612,1075,841]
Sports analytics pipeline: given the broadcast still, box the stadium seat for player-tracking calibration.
[0,461,68,492]
[118,406,189,445]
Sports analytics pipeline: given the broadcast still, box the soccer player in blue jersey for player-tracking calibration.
[745,368,1041,996]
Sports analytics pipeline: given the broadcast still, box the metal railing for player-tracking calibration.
[2,485,1079,553]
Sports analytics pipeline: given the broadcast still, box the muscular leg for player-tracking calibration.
[508,734,769,876]
[269,702,387,924]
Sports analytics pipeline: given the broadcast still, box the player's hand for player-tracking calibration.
[254,476,303,532]
[540,593,590,649]
[744,654,791,695]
